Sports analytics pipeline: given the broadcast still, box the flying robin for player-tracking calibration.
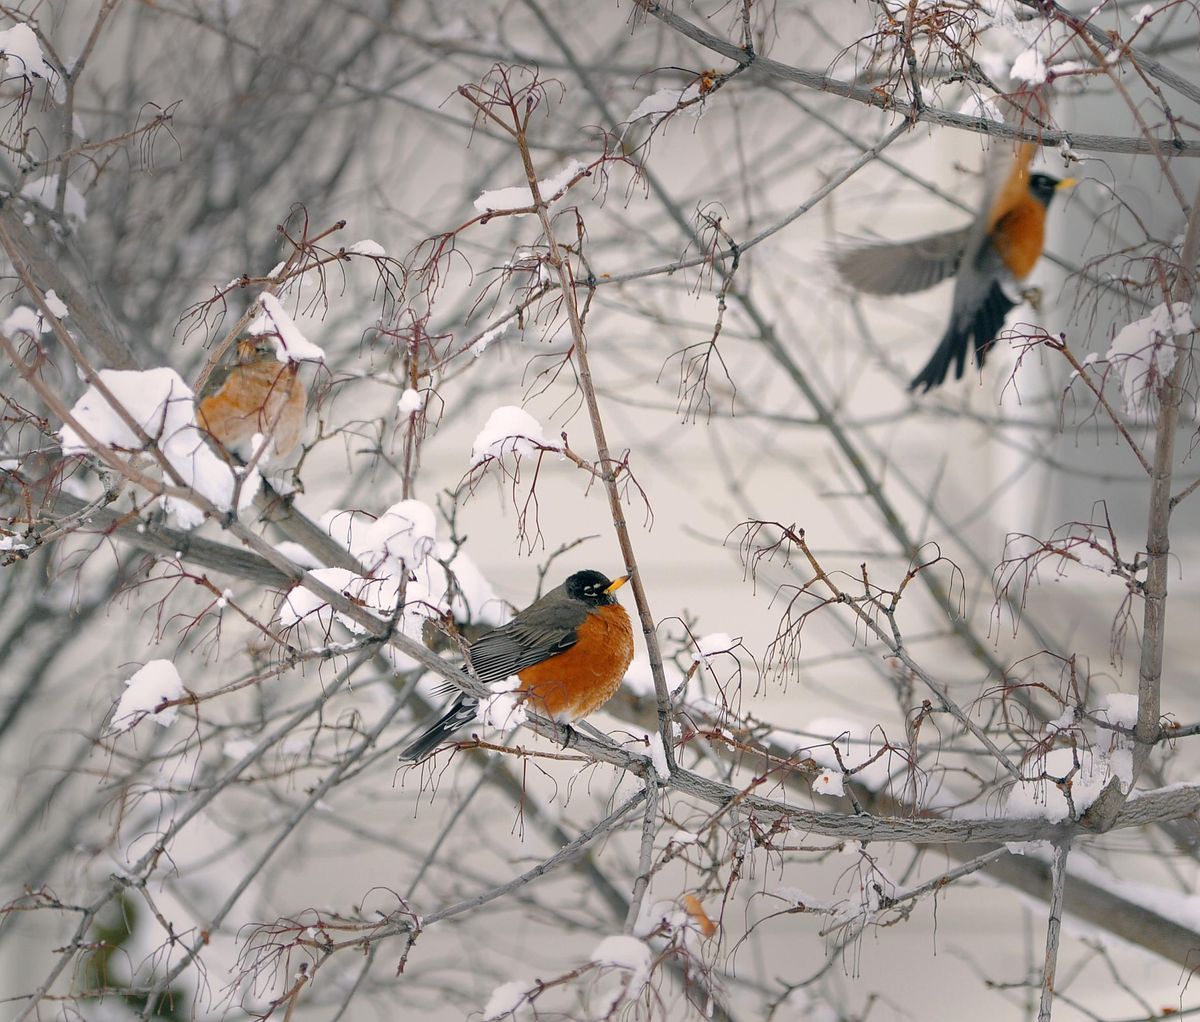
[398,569,634,761]
[834,144,1075,391]
[196,339,306,457]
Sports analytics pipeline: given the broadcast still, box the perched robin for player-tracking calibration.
[834,144,1075,391]
[196,339,306,457]
[398,569,634,761]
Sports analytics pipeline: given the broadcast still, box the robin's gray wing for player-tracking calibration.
[197,361,235,401]
[400,594,585,758]
[833,226,973,296]
[465,587,589,683]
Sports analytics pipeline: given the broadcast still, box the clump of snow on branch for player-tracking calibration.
[43,289,67,318]
[1064,526,1116,574]
[471,320,511,358]
[0,23,62,100]
[1105,302,1194,415]
[0,23,52,78]
[21,173,86,221]
[1097,692,1137,788]
[362,499,437,574]
[1103,692,1138,727]
[470,406,555,466]
[482,980,530,1021]
[473,159,586,217]
[272,541,324,570]
[476,677,528,731]
[435,543,508,627]
[633,729,670,779]
[3,306,47,336]
[319,508,369,554]
[627,88,685,125]
[1010,47,1047,84]
[625,81,704,131]
[58,367,246,529]
[1047,59,1091,77]
[632,896,715,961]
[1132,4,1156,25]
[812,769,845,798]
[1005,692,1139,847]
[1067,350,1101,384]
[957,92,1002,121]
[346,238,386,257]
[248,292,327,363]
[112,660,185,731]
[1010,522,1117,578]
[971,1,1072,87]
[822,858,901,941]
[8,291,71,334]
[772,717,894,791]
[692,631,736,665]
[770,887,839,916]
[277,566,401,635]
[397,388,425,416]
[1005,747,1110,826]
[505,246,552,286]
[280,502,507,661]
[590,935,653,1013]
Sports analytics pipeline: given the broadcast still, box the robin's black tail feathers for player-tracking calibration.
[398,695,480,762]
[909,282,1016,392]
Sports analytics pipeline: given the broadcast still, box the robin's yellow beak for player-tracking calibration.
[1056,178,1078,191]
[605,574,631,594]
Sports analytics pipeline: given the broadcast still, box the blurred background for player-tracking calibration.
[1,1,1199,1019]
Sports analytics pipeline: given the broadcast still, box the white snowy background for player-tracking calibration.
[0,1,1198,1020]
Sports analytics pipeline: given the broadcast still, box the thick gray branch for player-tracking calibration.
[633,1,1200,157]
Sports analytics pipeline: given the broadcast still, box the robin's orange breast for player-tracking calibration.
[988,196,1047,280]
[517,604,634,720]
[197,360,305,456]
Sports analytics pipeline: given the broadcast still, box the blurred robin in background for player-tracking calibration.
[834,143,1075,391]
[196,338,306,457]
[399,569,634,761]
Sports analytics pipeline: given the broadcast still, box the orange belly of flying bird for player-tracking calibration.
[517,605,634,719]
[990,200,1047,279]
[197,359,305,456]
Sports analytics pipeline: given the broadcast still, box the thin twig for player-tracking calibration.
[481,78,680,770]
[1053,341,1152,475]
[1037,840,1071,1022]
[624,780,661,934]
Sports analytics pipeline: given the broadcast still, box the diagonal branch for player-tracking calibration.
[502,87,680,772]
[631,0,1200,157]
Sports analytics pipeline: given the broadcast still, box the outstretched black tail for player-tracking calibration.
[910,282,1015,392]
[398,696,479,762]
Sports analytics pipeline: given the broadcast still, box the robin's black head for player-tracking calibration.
[564,569,630,606]
[1028,172,1075,207]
